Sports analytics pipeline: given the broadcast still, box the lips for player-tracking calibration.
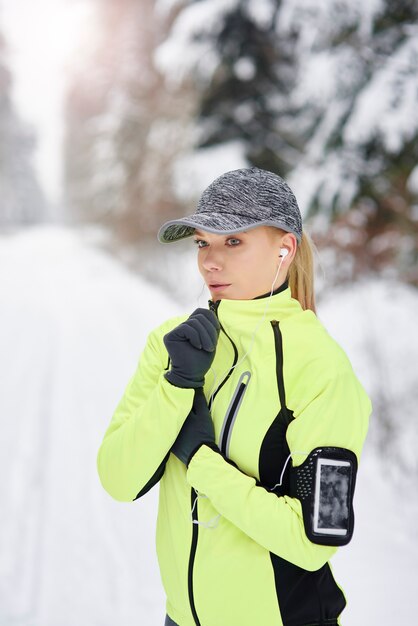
[209,283,231,290]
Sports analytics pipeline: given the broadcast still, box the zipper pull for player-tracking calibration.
[209,299,220,315]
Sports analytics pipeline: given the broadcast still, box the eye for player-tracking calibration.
[227,238,241,246]
[193,239,208,248]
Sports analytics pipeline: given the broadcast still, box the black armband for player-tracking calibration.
[289,447,358,547]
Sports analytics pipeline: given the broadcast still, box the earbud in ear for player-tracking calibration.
[279,248,289,258]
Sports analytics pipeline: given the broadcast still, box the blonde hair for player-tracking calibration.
[288,229,316,313]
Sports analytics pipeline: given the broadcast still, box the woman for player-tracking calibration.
[97,167,371,626]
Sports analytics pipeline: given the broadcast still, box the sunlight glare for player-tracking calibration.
[0,0,98,205]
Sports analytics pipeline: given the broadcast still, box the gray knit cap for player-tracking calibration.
[158,167,302,244]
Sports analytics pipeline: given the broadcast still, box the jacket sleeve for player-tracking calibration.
[186,363,372,572]
[97,320,194,502]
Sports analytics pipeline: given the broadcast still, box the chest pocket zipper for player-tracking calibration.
[218,371,251,456]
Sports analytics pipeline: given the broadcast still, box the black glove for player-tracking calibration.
[171,388,216,466]
[163,308,220,389]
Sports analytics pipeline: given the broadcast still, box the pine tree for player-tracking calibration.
[196,0,295,173]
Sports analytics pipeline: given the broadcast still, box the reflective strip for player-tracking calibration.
[219,371,251,456]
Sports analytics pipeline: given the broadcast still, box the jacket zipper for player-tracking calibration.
[188,318,295,625]
[219,371,251,455]
[187,300,239,625]
[210,300,250,455]
[188,489,201,626]
[208,300,238,408]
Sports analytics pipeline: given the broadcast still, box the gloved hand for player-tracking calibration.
[171,388,216,466]
[163,308,220,389]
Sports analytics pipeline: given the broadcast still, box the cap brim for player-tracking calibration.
[158,213,301,243]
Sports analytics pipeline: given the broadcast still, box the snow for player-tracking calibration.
[246,0,277,29]
[1,225,417,625]
[0,226,183,626]
[154,0,185,16]
[277,0,384,46]
[407,165,418,195]
[288,149,361,217]
[233,57,257,82]
[343,32,418,153]
[171,141,248,204]
[154,0,240,87]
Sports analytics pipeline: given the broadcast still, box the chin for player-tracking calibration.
[212,291,242,301]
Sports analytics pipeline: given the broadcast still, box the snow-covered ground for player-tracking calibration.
[1,226,417,625]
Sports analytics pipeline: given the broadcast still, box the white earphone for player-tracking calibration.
[279,248,289,258]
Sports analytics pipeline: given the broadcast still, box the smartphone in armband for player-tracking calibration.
[290,447,358,546]
[313,458,352,537]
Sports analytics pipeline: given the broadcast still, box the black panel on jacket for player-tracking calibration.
[270,555,346,626]
[259,319,295,494]
[133,452,170,500]
[259,408,294,494]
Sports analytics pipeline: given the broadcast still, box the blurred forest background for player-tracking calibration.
[1,2,418,624]
[1,0,417,294]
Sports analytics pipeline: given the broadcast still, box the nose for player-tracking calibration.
[201,247,223,272]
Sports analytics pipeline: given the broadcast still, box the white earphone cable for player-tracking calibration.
[269,451,309,491]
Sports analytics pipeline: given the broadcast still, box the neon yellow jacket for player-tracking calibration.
[97,287,371,626]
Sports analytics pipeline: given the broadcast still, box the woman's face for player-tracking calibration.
[194,226,295,300]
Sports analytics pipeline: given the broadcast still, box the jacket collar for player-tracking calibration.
[253,280,288,300]
[209,284,303,330]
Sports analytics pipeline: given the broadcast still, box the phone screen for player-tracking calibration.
[313,458,351,536]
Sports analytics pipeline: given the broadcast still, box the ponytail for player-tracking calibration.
[288,229,316,313]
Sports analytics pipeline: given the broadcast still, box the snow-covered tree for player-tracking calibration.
[64,0,197,245]
[280,0,418,286]
[194,0,294,172]
[154,0,296,175]
[0,29,46,228]
[157,0,418,286]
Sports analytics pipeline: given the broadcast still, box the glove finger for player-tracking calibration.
[183,317,213,350]
[175,320,204,349]
[198,316,219,351]
[190,308,220,332]
[189,310,220,349]
[190,316,218,352]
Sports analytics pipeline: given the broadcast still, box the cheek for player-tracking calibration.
[247,252,271,276]
[247,253,277,289]
[233,253,266,291]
